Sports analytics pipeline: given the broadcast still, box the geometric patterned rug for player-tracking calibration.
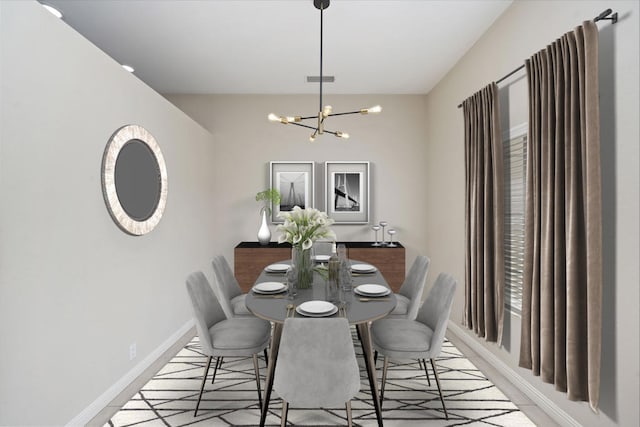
[105,331,536,426]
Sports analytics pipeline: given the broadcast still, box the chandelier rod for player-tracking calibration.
[319,1,324,114]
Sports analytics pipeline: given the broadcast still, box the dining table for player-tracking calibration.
[245,259,396,427]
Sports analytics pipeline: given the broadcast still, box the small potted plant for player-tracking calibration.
[255,188,281,245]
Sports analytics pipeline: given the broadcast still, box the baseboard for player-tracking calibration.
[66,319,195,427]
[447,322,581,427]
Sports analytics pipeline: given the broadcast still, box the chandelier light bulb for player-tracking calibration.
[361,105,383,114]
[268,113,280,122]
[336,132,349,139]
[309,134,316,142]
[322,105,333,117]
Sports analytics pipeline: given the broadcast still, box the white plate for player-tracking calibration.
[312,254,331,262]
[265,263,290,273]
[252,282,287,294]
[354,284,391,297]
[296,304,339,317]
[351,264,377,273]
[297,300,336,315]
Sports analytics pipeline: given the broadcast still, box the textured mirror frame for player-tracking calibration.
[101,124,168,236]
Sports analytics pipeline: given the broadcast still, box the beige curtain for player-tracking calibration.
[519,21,602,411]
[462,82,505,345]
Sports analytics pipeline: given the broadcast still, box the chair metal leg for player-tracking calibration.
[380,356,389,407]
[253,354,263,411]
[374,350,378,364]
[346,400,353,427]
[194,356,213,417]
[260,322,284,427]
[421,358,431,386]
[264,348,269,365]
[211,356,223,384]
[430,358,448,419]
[280,400,289,427]
[357,322,384,427]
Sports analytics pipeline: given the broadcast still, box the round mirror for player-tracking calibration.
[102,125,168,235]
[115,139,161,221]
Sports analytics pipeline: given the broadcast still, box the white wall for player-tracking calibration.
[423,1,639,426]
[0,2,217,424]
[166,94,431,273]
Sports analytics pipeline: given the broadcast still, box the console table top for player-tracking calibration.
[235,241,404,249]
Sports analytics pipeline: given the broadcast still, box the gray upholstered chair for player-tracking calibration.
[371,272,457,419]
[387,255,430,319]
[273,318,360,427]
[211,255,252,318]
[185,271,271,417]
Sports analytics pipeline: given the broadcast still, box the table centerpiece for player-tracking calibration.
[276,206,336,288]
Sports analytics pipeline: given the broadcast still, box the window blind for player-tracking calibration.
[503,133,527,315]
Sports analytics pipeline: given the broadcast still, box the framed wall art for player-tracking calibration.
[325,161,369,224]
[269,161,315,223]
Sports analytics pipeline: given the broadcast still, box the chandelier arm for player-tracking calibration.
[299,115,319,120]
[327,111,364,117]
[288,122,319,131]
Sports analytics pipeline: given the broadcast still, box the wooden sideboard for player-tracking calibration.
[234,241,406,292]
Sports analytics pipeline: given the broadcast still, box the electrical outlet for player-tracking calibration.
[129,342,137,360]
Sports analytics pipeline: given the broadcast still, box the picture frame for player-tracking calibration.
[269,161,315,223]
[324,161,370,224]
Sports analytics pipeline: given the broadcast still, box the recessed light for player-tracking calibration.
[41,3,63,19]
[122,65,135,73]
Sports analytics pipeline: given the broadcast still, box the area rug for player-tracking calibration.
[106,331,535,426]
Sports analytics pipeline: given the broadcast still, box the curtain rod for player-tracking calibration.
[457,8,618,109]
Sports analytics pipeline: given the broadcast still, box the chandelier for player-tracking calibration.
[268,0,382,141]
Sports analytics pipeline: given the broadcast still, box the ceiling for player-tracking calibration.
[44,0,512,95]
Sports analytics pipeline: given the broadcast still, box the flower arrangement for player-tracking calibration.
[276,206,336,249]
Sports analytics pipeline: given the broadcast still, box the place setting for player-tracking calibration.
[251,281,289,298]
[295,300,338,317]
[263,263,290,275]
[350,263,377,275]
[354,283,391,301]
[312,254,331,263]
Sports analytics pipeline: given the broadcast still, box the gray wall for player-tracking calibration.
[423,1,639,426]
[0,2,217,424]
[166,94,431,273]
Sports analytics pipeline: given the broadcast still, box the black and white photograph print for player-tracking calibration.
[325,161,369,224]
[277,171,308,211]
[332,172,362,213]
[269,161,315,223]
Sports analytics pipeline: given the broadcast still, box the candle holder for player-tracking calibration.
[379,221,388,246]
[371,225,381,246]
[387,229,397,247]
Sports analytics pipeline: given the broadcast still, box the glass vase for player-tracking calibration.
[292,245,313,289]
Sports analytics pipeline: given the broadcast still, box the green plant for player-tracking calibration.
[255,188,281,216]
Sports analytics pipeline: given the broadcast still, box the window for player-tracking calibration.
[503,126,527,315]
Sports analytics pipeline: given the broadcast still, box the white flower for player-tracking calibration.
[276,207,336,248]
